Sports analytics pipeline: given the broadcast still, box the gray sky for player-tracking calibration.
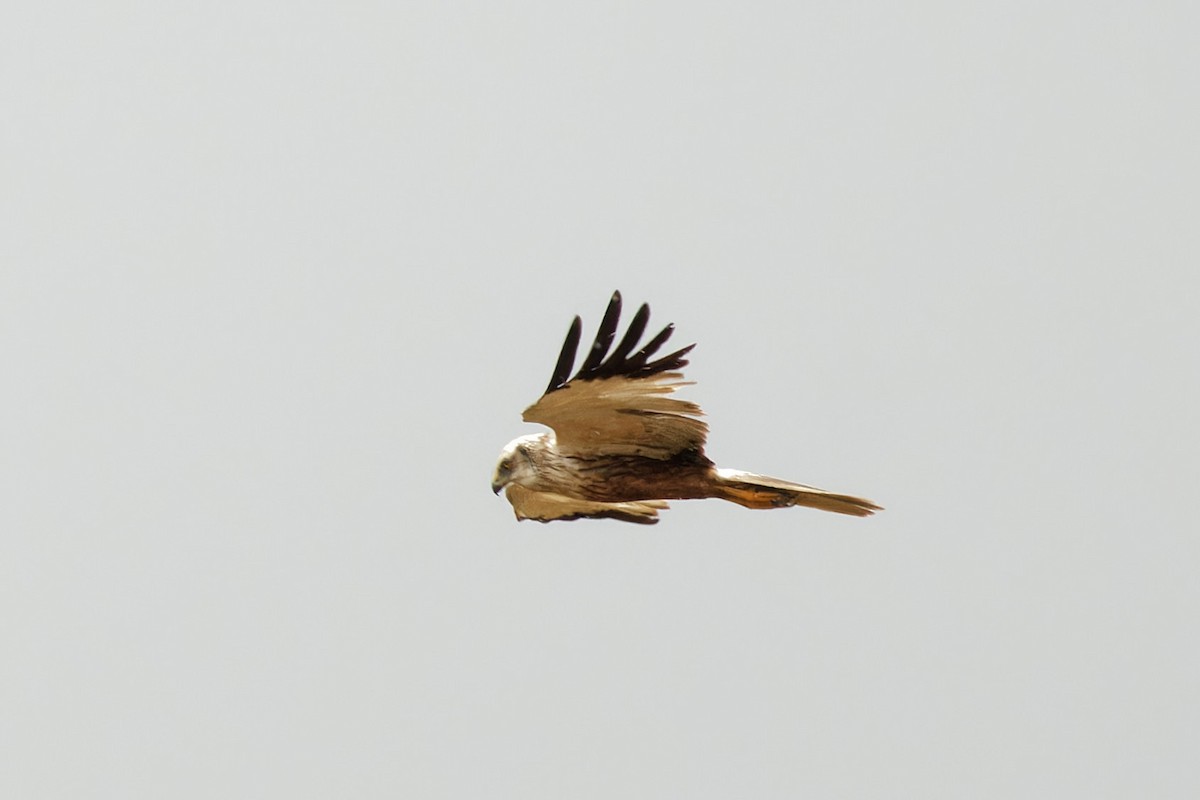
[3,2,1198,797]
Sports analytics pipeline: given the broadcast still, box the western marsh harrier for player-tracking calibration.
[491,292,881,524]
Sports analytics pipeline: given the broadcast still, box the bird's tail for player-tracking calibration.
[713,468,882,517]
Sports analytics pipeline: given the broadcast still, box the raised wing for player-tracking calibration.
[505,484,668,525]
[522,291,708,459]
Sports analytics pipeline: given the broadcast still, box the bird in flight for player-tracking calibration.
[491,292,882,524]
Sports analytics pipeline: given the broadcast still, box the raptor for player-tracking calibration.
[491,292,881,524]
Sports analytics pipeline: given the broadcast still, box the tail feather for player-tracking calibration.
[714,468,882,517]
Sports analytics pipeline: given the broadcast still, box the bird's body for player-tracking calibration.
[502,433,715,502]
[491,292,881,524]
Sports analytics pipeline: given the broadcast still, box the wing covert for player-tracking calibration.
[523,291,707,459]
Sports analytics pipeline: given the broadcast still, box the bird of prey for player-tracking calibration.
[491,292,881,525]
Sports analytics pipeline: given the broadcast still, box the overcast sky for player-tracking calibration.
[3,2,1198,797]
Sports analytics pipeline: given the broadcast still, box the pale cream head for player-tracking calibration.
[491,433,546,494]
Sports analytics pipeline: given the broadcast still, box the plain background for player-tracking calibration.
[3,2,1197,797]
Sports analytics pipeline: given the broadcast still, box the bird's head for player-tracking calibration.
[491,434,544,494]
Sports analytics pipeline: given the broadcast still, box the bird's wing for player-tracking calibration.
[521,291,708,459]
[505,484,668,525]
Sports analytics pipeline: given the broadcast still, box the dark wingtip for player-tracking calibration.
[544,293,695,392]
[545,315,583,394]
[639,342,696,376]
[576,291,622,377]
[595,302,650,379]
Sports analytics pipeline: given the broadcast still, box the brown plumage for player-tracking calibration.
[491,291,882,525]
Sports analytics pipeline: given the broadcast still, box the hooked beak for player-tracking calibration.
[491,478,505,495]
